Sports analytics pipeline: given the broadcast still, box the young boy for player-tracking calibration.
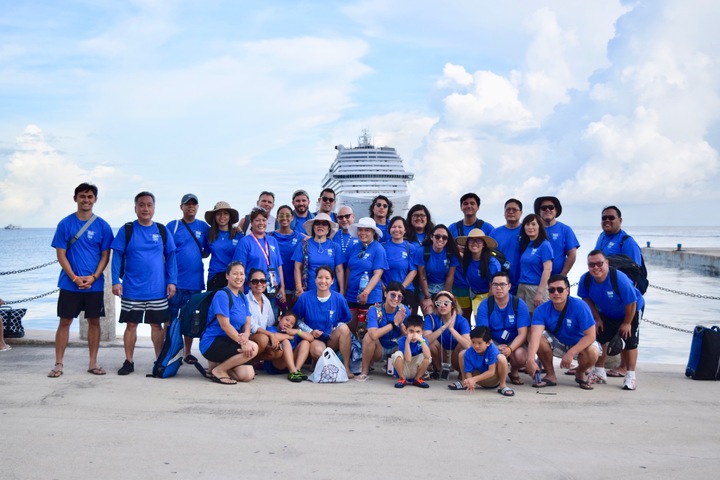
[391,315,431,388]
[266,311,313,382]
[451,326,514,396]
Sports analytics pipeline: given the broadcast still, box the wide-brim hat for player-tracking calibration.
[304,212,339,238]
[455,228,498,249]
[205,201,239,226]
[534,196,562,217]
[348,217,383,238]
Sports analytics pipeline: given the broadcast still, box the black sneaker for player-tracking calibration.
[118,360,134,375]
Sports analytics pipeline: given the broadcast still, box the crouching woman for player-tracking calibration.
[200,261,259,385]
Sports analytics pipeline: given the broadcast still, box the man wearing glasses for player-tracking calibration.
[533,196,580,276]
[475,272,530,385]
[526,275,599,390]
[578,250,643,391]
[490,198,523,294]
[594,206,642,265]
[314,188,338,222]
[333,206,359,256]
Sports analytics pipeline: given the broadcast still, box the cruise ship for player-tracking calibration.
[321,130,414,216]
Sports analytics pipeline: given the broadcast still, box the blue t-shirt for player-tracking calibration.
[199,289,249,354]
[490,225,522,293]
[293,291,351,337]
[458,256,502,294]
[595,229,642,265]
[51,213,114,293]
[475,294,531,344]
[375,221,389,243]
[396,335,428,357]
[414,246,461,286]
[233,233,283,293]
[292,238,343,292]
[334,231,360,258]
[464,342,500,374]
[166,219,210,290]
[270,229,305,291]
[448,219,494,238]
[366,303,410,348]
[577,270,644,320]
[519,240,554,285]
[207,230,242,280]
[382,241,417,290]
[545,222,580,275]
[423,313,471,350]
[532,297,595,346]
[345,241,389,303]
[290,211,314,234]
[267,325,300,350]
[111,221,177,300]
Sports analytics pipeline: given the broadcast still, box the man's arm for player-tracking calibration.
[619,301,637,339]
[559,248,577,276]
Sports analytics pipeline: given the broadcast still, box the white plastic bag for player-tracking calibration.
[308,347,349,383]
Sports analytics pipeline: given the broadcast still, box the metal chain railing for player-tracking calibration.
[648,283,720,300]
[642,316,693,334]
[0,259,58,276]
[3,289,60,305]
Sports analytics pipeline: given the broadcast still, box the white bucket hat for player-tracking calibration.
[348,217,383,238]
[304,212,339,238]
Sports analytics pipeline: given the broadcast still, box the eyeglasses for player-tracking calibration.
[374,202,388,208]
[491,282,509,288]
[587,261,605,268]
[435,300,452,308]
[249,278,267,285]
[601,215,617,221]
[504,208,520,213]
[321,196,335,203]
[432,234,448,242]
[337,214,352,220]
[314,221,330,227]
[467,238,484,245]
[277,213,292,219]
[548,286,566,294]
[388,292,404,301]
[411,213,427,219]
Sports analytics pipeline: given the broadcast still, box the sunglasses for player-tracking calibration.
[467,238,485,245]
[601,215,617,221]
[547,286,566,294]
[337,214,352,220]
[277,213,292,219]
[540,205,555,211]
[435,300,452,308]
[321,196,335,203]
[433,234,448,242]
[249,278,267,285]
[314,221,330,227]
[411,213,427,219]
[374,202,388,208]
[504,207,520,213]
[491,282,509,288]
[587,261,605,268]
[388,292,404,301]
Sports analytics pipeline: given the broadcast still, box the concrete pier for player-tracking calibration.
[643,247,720,277]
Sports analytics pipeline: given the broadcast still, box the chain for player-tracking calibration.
[0,260,58,276]
[3,288,60,305]
[648,284,720,300]
[642,316,693,334]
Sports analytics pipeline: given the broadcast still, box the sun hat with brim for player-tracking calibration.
[455,228,498,249]
[205,201,239,226]
[533,196,562,217]
[348,217,383,238]
[305,212,339,238]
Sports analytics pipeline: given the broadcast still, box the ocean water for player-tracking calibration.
[2,226,719,365]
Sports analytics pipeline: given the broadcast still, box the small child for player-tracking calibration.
[450,326,514,396]
[391,315,431,388]
[266,312,313,382]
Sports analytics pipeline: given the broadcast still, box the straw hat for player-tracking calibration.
[455,228,498,249]
[348,217,383,238]
[204,201,239,225]
[304,212,339,238]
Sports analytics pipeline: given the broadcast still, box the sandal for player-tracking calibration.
[575,377,594,390]
[509,373,524,385]
[447,381,467,391]
[354,374,369,382]
[48,363,63,378]
[213,376,237,385]
[87,367,106,375]
[184,354,199,365]
[607,369,626,378]
[497,386,515,397]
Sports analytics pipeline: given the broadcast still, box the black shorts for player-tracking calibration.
[597,311,640,350]
[57,289,105,319]
[119,298,169,324]
[347,301,371,310]
[202,336,249,363]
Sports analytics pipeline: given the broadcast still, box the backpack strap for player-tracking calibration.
[242,214,251,235]
[119,222,134,279]
[487,296,496,319]
[67,214,98,250]
[156,223,167,247]
[181,220,203,254]
[552,301,570,335]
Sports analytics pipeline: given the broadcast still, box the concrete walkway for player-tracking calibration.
[2,333,719,480]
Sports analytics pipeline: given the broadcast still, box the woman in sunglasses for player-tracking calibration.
[517,213,554,315]
[417,224,461,316]
[269,205,306,309]
[382,216,419,313]
[246,268,282,367]
[344,217,389,334]
[368,195,393,243]
[422,290,471,376]
[293,213,344,297]
[356,282,410,382]
[455,229,502,318]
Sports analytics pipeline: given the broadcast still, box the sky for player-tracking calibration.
[1,0,719,229]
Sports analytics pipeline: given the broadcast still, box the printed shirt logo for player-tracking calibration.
[292,239,298,245]
[232,239,239,246]
[606,290,615,298]
[329,310,335,318]
[402,251,408,259]
[508,315,515,324]
[86,230,95,240]
[195,231,201,238]
[363,253,370,260]
[531,248,538,255]
[552,233,559,240]
[152,234,161,242]
[566,318,573,328]
[444,259,449,267]
[327,248,334,256]
[270,245,276,252]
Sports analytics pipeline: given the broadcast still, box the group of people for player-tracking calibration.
[45,183,645,394]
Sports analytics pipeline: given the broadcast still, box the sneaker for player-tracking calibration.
[117,360,134,376]
[588,371,607,385]
[394,378,407,388]
[287,371,303,383]
[622,374,636,390]
[413,378,430,389]
[295,370,308,381]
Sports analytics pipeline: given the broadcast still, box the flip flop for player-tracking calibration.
[184,354,199,365]
[532,378,557,388]
[48,363,63,378]
[0,345,11,352]
[87,367,106,375]
[213,376,237,385]
[497,386,515,397]
[448,381,467,391]
[575,377,594,390]
[509,374,524,385]
[607,369,625,377]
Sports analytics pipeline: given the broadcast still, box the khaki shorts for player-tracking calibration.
[543,332,602,359]
[516,283,549,313]
[391,351,430,379]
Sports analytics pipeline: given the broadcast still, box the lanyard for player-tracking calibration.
[251,233,271,267]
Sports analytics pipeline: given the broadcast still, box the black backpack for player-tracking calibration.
[486,295,520,320]
[119,221,167,279]
[454,220,509,272]
[582,267,622,297]
[606,235,648,295]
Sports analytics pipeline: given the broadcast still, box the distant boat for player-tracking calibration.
[321,130,414,216]
[4,224,21,230]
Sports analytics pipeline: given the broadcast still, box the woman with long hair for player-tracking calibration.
[455,229,502,319]
[382,216,418,313]
[405,204,434,247]
[422,290,471,376]
[517,213,553,314]
[417,224,460,316]
[270,204,306,309]
[205,202,242,291]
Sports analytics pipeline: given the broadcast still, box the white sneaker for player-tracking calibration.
[622,374,636,390]
[588,370,607,385]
